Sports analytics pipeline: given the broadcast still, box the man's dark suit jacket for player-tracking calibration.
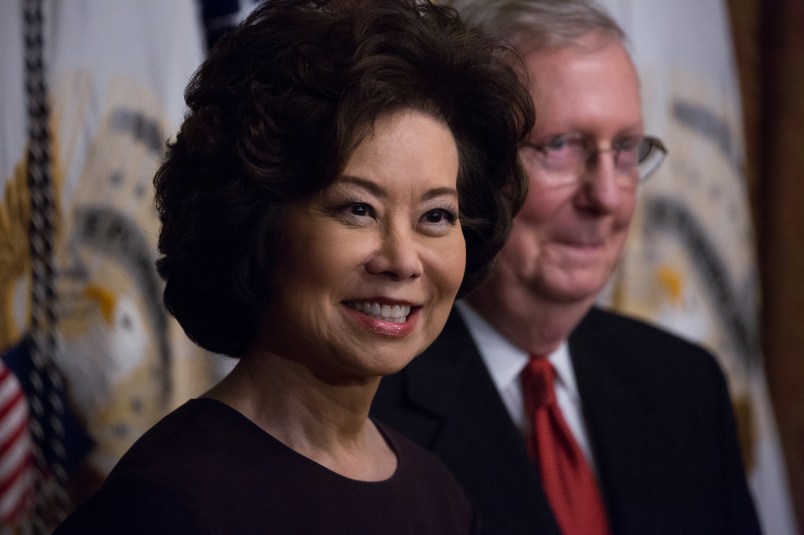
[371,306,761,535]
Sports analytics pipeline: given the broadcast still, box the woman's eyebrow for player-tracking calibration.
[336,175,386,197]
[422,187,459,201]
[337,176,458,201]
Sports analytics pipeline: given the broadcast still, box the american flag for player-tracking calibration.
[0,360,34,525]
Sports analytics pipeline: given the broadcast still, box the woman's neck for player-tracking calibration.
[205,352,396,481]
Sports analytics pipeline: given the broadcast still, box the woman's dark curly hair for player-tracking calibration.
[154,0,535,356]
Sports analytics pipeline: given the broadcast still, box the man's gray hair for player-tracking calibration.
[442,0,625,53]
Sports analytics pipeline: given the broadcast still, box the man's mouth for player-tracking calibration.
[345,301,412,324]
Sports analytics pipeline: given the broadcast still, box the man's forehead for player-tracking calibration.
[525,39,642,135]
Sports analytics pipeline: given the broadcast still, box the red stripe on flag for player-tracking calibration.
[0,362,34,524]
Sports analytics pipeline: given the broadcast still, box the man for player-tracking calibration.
[371,1,760,533]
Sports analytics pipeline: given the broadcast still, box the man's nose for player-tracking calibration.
[577,149,626,212]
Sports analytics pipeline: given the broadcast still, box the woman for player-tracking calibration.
[55,0,534,532]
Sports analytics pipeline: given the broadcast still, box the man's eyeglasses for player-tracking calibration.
[519,133,668,188]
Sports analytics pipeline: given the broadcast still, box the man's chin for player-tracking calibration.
[538,274,608,306]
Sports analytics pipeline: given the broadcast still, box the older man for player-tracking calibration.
[372,1,760,534]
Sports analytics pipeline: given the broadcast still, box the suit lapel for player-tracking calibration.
[404,309,561,535]
[570,308,657,534]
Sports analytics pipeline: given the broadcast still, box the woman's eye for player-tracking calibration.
[344,202,375,219]
[419,208,458,236]
[349,203,371,217]
[335,202,376,225]
[425,209,447,223]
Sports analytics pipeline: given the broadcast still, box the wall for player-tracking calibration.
[728,0,804,530]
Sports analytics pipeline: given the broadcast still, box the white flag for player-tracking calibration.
[0,1,215,519]
[597,1,796,533]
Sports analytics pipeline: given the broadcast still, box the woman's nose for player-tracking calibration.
[365,226,424,281]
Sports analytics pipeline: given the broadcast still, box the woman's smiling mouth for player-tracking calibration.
[345,301,413,324]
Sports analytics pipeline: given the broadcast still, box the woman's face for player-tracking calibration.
[259,110,465,382]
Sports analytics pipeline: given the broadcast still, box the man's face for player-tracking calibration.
[493,35,643,308]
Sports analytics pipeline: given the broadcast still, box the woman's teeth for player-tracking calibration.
[348,302,411,323]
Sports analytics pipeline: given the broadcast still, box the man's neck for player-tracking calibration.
[465,284,594,356]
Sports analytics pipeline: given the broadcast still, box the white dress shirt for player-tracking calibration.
[455,301,597,469]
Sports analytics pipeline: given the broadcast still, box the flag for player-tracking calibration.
[1,0,215,526]
[0,359,34,526]
[597,1,796,533]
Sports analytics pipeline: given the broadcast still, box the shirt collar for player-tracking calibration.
[454,300,580,401]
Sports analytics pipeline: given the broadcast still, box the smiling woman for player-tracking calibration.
[53,0,534,533]
[261,111,465,381]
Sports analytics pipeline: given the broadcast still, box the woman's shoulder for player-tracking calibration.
[108,398,251,475]
[52,400,221,533]
[56,398,289,533]
[53,470,210,534]
[375,420,480,532]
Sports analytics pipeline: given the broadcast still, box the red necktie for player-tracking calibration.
[521,356,610,535]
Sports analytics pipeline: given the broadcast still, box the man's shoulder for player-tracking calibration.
[372,309,491,434]
[573,306,723,378]
[578,306,709,350]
